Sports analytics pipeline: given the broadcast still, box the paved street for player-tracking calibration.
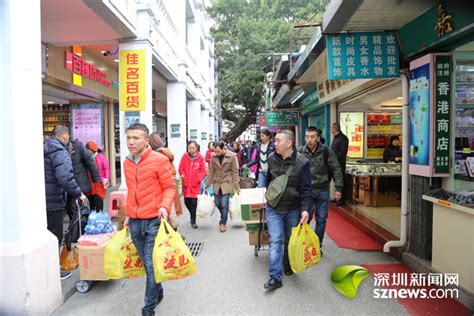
[53,214,407,315]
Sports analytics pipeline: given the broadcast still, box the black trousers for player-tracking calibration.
[340,162,347,203]
[89,194,104,211]
[184,198,198,224]
[47,210,64,250]
[65,195,82,243]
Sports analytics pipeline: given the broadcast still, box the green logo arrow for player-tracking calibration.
[331,265,369,299]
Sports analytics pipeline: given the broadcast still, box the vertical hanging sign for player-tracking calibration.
[120,50,146,111]
[434,55,451,174]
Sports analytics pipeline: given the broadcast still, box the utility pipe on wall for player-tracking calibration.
[384,74,409,253]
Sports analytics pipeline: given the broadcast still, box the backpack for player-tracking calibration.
[265,165,294,208]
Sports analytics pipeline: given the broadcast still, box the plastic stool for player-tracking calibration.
[108,190,127,217]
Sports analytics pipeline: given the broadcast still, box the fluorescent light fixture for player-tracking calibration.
[47,101,54,104]
[114,59,119,63]
[291,90,305,104]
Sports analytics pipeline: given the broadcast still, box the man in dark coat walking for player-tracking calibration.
[43,125,87,279]
[66,139,101,240]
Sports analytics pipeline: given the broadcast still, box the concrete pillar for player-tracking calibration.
[118,40,153,189]
[0,0,62,314]
[187,100,201,147]
[167,65,187,170]
[200,109,210,150]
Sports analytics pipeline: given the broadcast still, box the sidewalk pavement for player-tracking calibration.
[53,213,407,316]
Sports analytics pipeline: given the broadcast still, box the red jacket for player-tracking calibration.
[124,146,176,219]
[179,152,206,198]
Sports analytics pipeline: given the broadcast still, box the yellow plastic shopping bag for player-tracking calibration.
[153,220,197,283]
[104,228,145,279]
[288,223,321,273]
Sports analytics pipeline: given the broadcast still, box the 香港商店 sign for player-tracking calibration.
[326,32,400,80]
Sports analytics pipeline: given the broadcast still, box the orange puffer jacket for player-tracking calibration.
[124,146,176,219]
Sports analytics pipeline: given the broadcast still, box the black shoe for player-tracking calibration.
[263,278,282,290]
[156,290,164,306]
[283,266,294,276]
[335,201,345,206]
[60,270,72,280]
[321,249,324,257]
[142,311,155,316]
[191,223,198,229]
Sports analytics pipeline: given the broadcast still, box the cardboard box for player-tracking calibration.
[78,244,108,281]
[245,221,268,232]
[249,229,269,246]
[240,188,266,221]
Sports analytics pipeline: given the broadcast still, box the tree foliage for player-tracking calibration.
[208,0,329,141]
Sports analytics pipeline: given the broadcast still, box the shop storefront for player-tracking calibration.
[42,44,119,184]
[397,1,474,293]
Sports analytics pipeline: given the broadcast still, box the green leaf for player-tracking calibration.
[331,265,369,299]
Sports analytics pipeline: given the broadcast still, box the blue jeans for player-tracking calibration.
[257,171,267,188]
[129,217,163,313]
[310,190,329,246]
[214,190,230,225]
[266,207,301,282]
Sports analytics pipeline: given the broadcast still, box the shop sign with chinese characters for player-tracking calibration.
[65,51,111,87]
[434,55,451,174]
[326,32,400,80]
[120,50,146,111]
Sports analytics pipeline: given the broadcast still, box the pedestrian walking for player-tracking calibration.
[331,122,349,206]
[67,138,101,238]
[205,141,240,232]
[85,141,110,212]
[299,126,344,251]
[123,123,176,316]
[244,140,256,164]
[43,125,88,280]
[232,142,246,168]
[205,141,215,165]
[264,129,312,290]
[149,133,183,231]
[179,140,207,229]
[243,128,275,188]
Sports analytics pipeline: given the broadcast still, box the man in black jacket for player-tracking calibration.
[263,129,312,291]
[299,126,344,250]
[44,126,87,279]
[331,122,349,206]
[66,139,101,240]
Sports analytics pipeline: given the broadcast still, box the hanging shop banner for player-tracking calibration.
[120,49,146,111]
[434,54,451,174]
[265,112,299,126]
[72,108,103,149]
[340,112,364,158]
[300,90,319,116]
[326,32,400,80]
[409,62,431,168]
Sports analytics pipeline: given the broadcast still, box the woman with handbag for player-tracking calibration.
[85,141,109,211]
[179,141,207,229]
[149,133,183,231]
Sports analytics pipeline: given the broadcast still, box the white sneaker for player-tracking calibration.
[60,270,72,280]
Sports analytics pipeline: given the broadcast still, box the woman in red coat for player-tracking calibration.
[179,141,207,228]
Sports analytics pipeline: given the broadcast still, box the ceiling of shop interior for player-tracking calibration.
[41,0,121,46]
[341,80,402,108]
[326,0,438,33]
[42,84,100,105]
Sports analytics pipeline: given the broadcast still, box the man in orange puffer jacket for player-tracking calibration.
[123,123,176,316]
